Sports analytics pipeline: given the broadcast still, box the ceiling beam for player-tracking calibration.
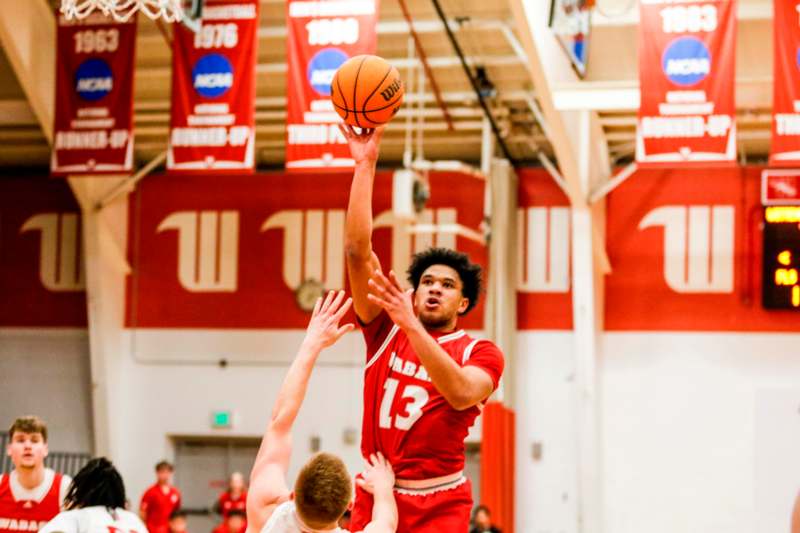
[0,0,55,141]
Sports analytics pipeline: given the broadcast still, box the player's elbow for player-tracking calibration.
[345,240,372,264]
[446,391,478,411]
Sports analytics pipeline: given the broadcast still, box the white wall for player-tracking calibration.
[515,330,800,533]
[113,330,365,504]
[0,328,93,453]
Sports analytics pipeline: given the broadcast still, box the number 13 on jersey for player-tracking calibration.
[379,378,429,431]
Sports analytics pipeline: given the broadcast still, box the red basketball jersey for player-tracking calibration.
[0,471,63,533]
[360,312,504,479]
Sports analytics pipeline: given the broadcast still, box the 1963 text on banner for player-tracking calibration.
[636,0,737,166]
[168,0,259,173]
[52,14,136,175]
[770,0,800,165]
[285,0,379,171]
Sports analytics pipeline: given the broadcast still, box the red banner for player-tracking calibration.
[52,13,136,175]
[0,179,87,327]
[167,0,258,173]
[126,171,486,329]
[770,0,800,165]
[517,169,573,330]
[636,0,737,166]
[606,167,799,331]
[285,0,379,171]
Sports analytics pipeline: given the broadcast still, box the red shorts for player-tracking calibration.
[350,475,472,533]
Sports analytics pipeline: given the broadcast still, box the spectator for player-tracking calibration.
[0,416,71,531]
[39,457,147,533]
[168,509,189,533]
[211,509,246,533]
[470,505,502,533]
[140,461,181,533]
[214,472,247,519]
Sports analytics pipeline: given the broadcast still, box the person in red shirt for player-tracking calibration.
[139,461,181,533]
[211,509,245,533]
[0,416,71,533]
[340,125,505,533]
[214,472,246,520]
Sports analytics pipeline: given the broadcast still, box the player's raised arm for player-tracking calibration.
[341,124,386,324]
[356,453,398,533]
[246,291,354,533]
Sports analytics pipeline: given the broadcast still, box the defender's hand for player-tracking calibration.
[304,290,354,349]
[338,124,385,165]
[367,270,418,332]
[356,453,395,495]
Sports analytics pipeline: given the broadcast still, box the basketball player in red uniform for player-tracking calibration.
[0,416,71,533]
[340,125,505,533]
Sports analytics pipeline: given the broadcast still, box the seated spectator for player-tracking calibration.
[212,509,246,533]
[470,505,502,533]
[214,472,247,519]
[168,509,189,533]
[39,457,147,533]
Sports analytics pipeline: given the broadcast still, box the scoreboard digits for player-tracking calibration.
[762,206,800,309]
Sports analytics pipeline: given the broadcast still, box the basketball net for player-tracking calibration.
[60,0,184,22]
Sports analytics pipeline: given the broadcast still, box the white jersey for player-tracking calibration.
[39,506,147,533]
[260,501,348,533]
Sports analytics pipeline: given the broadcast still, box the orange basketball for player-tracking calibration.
[331,55,404,128]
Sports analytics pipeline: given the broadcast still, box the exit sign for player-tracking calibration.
[211,410,234,429]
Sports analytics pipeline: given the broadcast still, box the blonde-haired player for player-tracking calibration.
[246,290,398,533]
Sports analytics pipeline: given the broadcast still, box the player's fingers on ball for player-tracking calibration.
[337,123,348,139]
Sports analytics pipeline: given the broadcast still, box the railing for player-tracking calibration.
[0,432,91,477]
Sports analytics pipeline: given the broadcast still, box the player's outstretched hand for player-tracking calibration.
[367,269,418,331]
[338,124,385,165]
[356,452,395,496]
[304,290,355,349]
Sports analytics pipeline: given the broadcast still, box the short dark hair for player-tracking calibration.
[407,247,482,314]
[64,457,126,510]
[169,509,187,521]
[474,504,491,517]
[9,416,48,442]
[155,460,174,472]
[227,509,246,520]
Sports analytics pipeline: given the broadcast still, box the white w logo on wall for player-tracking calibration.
[157,210,239,292]
[261,208,460,292]
[517,207,571,293]
[261,210,346,291]
[639,205,735,293]
[20,212,85,292]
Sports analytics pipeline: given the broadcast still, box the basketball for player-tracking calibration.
[331,55,404,128]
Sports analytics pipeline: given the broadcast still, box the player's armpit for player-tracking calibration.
[245,461,290,533]
[346,250,383,324]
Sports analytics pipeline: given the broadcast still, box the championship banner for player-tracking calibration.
[770,0,800,165]
[285,0,379,171]
[52,13,136,175]
[168,0,258,172]
[636,0,737,166]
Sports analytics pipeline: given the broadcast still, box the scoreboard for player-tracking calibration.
[762,206,800,309]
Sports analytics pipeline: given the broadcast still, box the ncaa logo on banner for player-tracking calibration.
[307,48,348,96]
[662,36,711,86]
[193,54,234,98]
[75,58,113,101]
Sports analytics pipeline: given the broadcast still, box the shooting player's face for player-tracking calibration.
[414,265,469,329]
